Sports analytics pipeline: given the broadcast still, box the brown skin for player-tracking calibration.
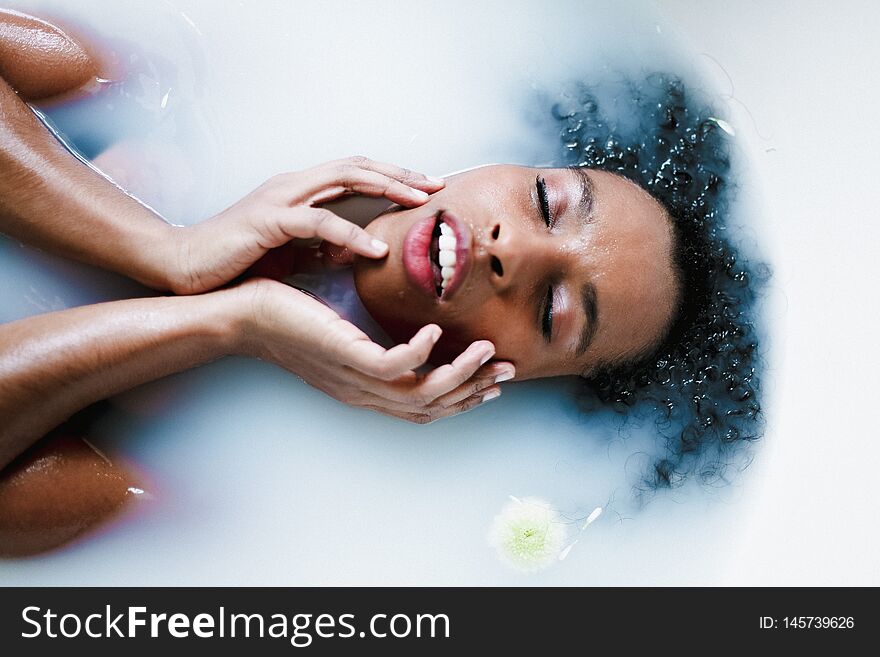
[0,9,142,557]
[0,9,97,101]
[355,165,681,380]
[0,434,144,558]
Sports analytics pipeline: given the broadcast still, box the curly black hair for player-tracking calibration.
[548,73,768,492]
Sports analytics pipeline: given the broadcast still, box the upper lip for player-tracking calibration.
[435,210,471,301]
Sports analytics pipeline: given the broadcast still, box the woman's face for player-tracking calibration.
[353,165,679,380]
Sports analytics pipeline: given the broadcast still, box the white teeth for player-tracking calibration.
[438,234,456,250]
[436,221,457,292]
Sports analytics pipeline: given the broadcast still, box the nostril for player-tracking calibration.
[491,224,500,240]
[491,256,503,277]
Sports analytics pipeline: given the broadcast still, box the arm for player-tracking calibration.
[0,9,178,290]
[0,11,445,295]
[0,288,238,470]
[0,278,511,470]
[0,10,509,456]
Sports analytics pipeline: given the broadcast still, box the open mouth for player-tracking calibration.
[402,210,470,301]
[429,218,459,297]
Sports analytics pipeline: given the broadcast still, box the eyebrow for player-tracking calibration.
[576,281,599,358]
[567,166,599,357]
[568,165,596,221]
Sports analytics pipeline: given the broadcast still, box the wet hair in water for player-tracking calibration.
[549,73,768,493]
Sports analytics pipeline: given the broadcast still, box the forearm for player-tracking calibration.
[0,289,242,469]
[0,9,178,290]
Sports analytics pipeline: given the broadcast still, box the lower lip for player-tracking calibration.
[402,214,440,298]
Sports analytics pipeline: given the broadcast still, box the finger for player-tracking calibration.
[446,387,501,416]
[402,340,496,405]
[426,387,501,422]
[360,405,433,424]
[333,156,445,192]
[305,167,433,208]
[287,207,389,258]
[340,324,441,381]
[360,384,500,423]
[430,362,515,408]
[358,363,508,412]
[386,387,502,424]
[280,160,436,207]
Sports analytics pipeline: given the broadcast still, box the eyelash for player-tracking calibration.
[536,176,553,227]
[535,176,555,341]
[541,286,554,342]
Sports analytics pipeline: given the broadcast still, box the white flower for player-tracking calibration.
[488,497,568,573]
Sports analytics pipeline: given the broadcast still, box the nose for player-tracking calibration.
[484,221,548,292]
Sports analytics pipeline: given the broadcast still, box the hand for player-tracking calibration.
[235,279,516,423]
[166,156,444,294]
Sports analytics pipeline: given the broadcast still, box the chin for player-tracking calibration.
[352,254,418,340]
[353,254,472,364]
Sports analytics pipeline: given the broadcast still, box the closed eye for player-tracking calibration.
[536,176,553,227]
[541,285,554,342]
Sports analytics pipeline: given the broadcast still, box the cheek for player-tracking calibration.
[431,303,537,368]
[354,254,399,299]
[362,212,398,244]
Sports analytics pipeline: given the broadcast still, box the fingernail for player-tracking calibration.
[410,188,430,201]
[370,238,388,254]
[431,325,442,341]
[482,390,501,402]
[479,348,494,366]
[425,175,444,185]
[494,369,515,383]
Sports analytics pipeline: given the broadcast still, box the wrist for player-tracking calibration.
[118,214,182,292]
[151,218,234,296]
[221,278,306,361]
[185,286,249,359]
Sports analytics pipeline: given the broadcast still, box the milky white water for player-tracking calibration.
[0,0,782,585]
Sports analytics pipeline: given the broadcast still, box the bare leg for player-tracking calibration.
[0,428,145,558]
